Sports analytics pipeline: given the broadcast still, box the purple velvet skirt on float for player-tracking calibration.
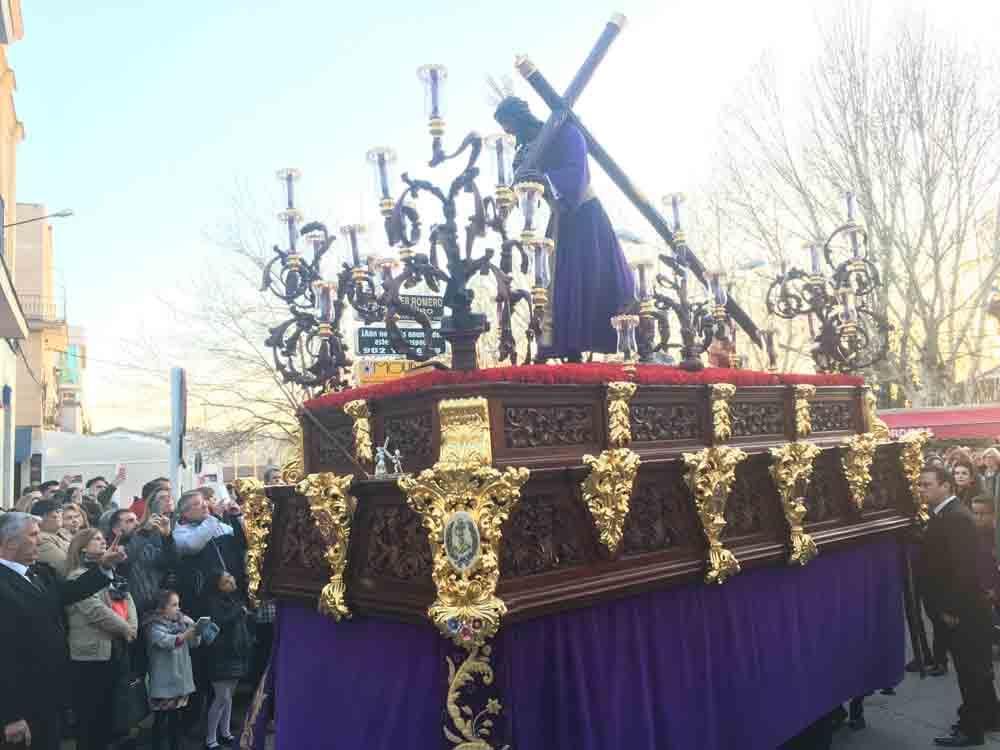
[268,536,904,750]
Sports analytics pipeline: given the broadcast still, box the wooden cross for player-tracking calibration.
[513,14,762,346]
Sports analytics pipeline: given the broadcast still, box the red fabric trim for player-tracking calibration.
[880,406,1000,439]
[304,364,862,411]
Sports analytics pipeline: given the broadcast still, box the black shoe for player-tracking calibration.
[934,730,985,746]
[928,664,949,676]
[905,658,924,673]
[848,717,866,730]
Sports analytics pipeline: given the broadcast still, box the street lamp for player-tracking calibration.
[3,209,74,228]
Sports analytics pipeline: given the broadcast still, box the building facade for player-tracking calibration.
[0,2,26,507]
[13,203,88,494]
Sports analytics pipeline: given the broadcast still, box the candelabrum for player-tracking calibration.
[765,193,890,373]
[260,65,558,389]
[629,194,735,371]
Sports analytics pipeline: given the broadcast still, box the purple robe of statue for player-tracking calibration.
[540,122,635,357]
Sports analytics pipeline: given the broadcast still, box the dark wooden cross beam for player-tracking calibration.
[512,14,762,347]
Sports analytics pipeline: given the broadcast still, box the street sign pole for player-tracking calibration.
[169,368,187,496]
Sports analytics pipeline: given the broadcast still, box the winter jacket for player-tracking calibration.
[65,566,138,662]
[37,530,70,578]
[144,612,200,700]
[174,516,247,617]
[206,592,252,681]
[123,528,177,616]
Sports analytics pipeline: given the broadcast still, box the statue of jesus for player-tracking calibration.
[494,96,635,362]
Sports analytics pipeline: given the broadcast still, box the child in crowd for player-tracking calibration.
[205,573,253,749]
[145,589,202,750]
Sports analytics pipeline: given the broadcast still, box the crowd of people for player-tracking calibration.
[0,471,274,750]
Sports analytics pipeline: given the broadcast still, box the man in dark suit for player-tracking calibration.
[0,511,126,750]
[919,465,1000,747]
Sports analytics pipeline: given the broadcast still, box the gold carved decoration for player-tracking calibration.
[768,442,822,566]
[233,478,272,607]
[710,383,736,443]
[297,472,358,621]
[862,386,891,442]
[438,397,493,465]
[343,399,373,468]
[443,644,510,750]
[581,448,641,553]
[793,384,816,438]
[899,429,932,523]
[398,397,529,648]
[606,381,638,447]
[280,426,304,486]
[842,432,879,511]
[683,446,748,584]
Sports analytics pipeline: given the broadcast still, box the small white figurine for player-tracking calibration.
[391,449,403,475]
[375,437,390,476]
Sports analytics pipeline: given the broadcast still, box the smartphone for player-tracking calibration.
[196,616,211,627]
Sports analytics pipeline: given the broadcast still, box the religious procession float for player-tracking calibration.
[235,14,924,750]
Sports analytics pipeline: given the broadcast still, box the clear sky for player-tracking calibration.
[8,0,1000,430]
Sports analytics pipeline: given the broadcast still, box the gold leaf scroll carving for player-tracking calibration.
[296,472,357,621]
[606,381,638,447]
[768,442,821,566]
[398,397,529,648]
[842,432,878,511]
[343,399,373,468]
[233,478,272,607]
[683,446,748,584]
[581,448,641,554]
[899,429,932,524]
[710,383,736,443]
[793,384,816,439]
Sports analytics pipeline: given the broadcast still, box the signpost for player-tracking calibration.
[356,326,446,357]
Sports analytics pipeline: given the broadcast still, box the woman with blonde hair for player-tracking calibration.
[64,528,137,750]
[61,502,90,537]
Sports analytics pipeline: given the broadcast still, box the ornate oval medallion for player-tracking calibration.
[443,511,481,573]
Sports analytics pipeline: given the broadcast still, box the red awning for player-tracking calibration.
[879,405,1000,440]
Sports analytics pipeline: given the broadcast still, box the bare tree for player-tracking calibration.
[716,2,1000,405]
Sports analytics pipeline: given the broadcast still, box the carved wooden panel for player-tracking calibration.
[805,449,849,523]
[622,465,702,555]
[730,401,785,438]
[316,419,356,467]
[725,454,781,536]
[867,444,903,513]
[500,493,588,577]
[384,412,434,464]
[278,499,331,574]
[629,403,700,443]
[502,405,595,449]
[363,504,433,581]
[811,401,855,432]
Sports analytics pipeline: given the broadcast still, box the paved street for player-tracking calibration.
[832,669,1000,748]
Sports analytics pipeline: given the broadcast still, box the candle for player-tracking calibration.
[663,193,685,232]
[533,242,545,288]
[845,191,856,222]
[340,224,366,267]
[808,243,822,275]
[710,271,727,306]
[417,64,447,121]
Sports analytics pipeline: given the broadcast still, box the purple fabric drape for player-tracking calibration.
[274,537,904,750]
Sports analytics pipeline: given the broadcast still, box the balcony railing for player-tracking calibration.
[20,294,65,323]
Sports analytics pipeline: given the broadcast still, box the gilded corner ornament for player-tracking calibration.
[296,472,358,621]
[398,396,529,648]
[683,446,747,584]
[862,386,891,441]
[842,432,879,511]
[710,383,737,443]
[606,380,638,447]
[581,448,640,553]
[233,478,272,607]
[443,644,510,750]
[768,442,821,566]
[793,384,816,438]
[899,429,932,523]
[343,399,373,468]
